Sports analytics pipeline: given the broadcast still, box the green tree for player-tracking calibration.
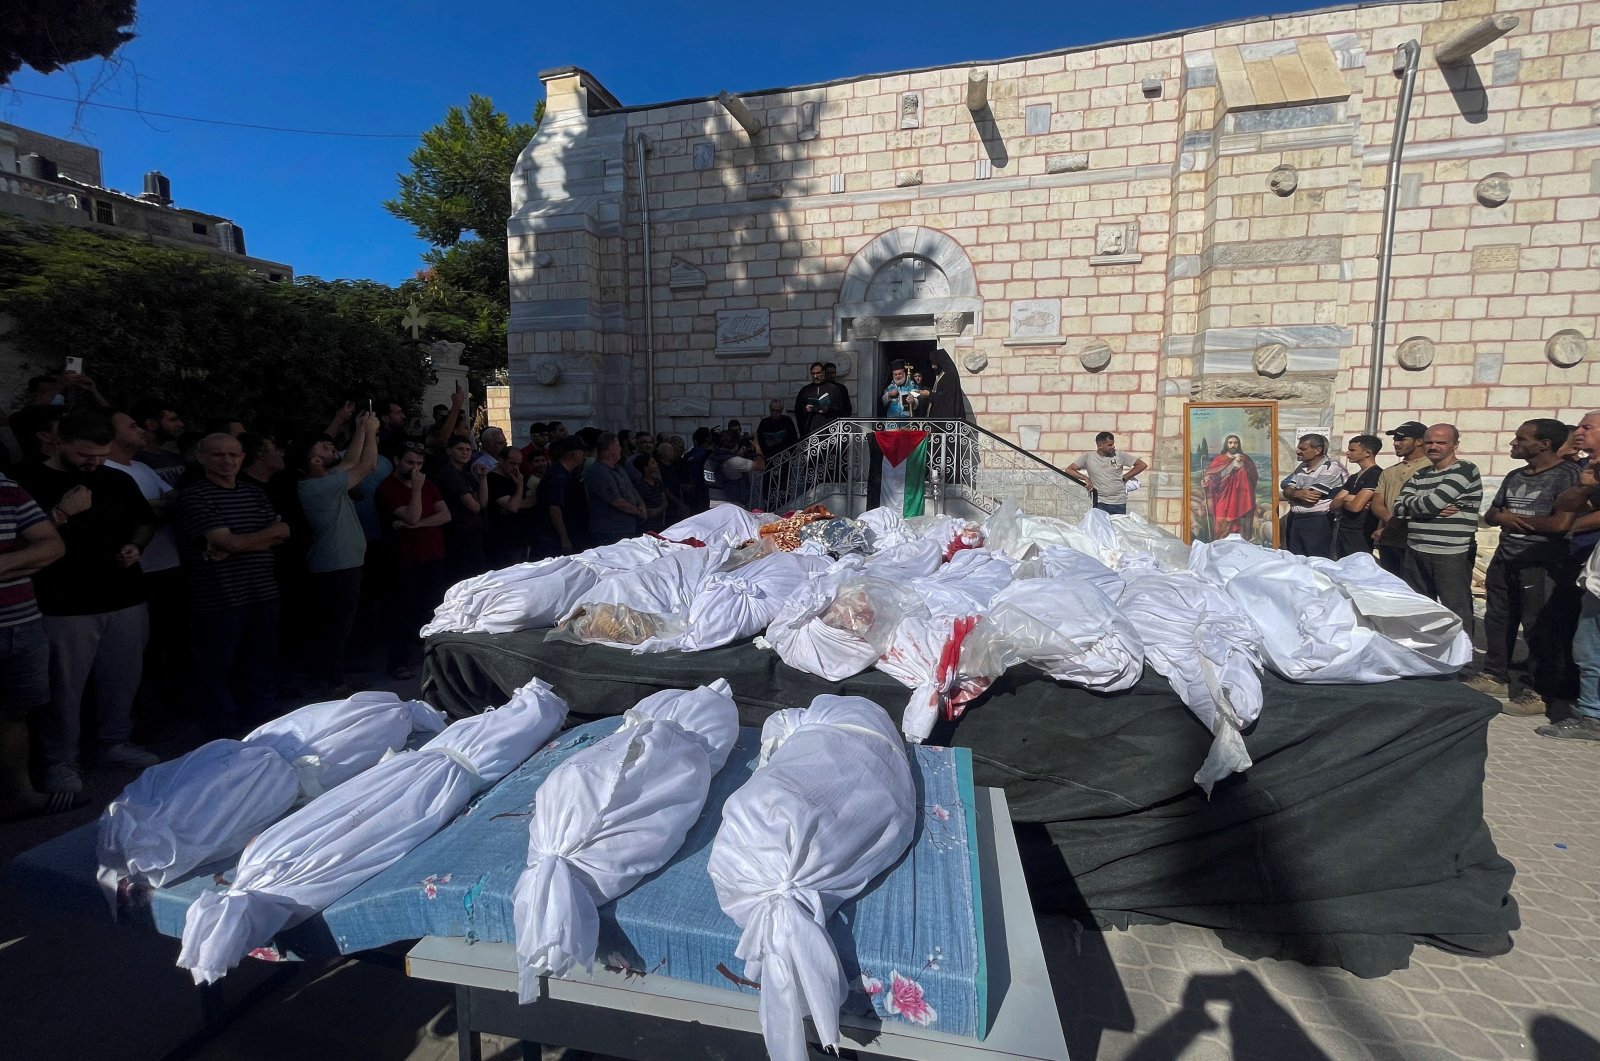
[0,217,428,428]
[385,95,542,375]
[1,1,138,83]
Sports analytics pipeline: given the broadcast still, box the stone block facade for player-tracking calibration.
[508,0,1600,532]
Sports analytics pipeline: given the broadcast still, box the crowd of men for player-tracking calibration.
[1273,415,1600,744]
[0,367,862,819]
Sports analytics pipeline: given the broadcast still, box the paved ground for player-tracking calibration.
[2,683,1597,1060]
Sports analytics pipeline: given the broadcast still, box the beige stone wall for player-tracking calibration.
[509,0,1600,532]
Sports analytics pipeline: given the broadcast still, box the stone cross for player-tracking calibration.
[402,301,429,339]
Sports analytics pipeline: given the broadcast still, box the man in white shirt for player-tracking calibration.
[1279,433,1347,558]
[1066,431,1148,515]
[106,409,187,727]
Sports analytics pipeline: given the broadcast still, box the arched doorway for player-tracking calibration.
[835,226,981,419]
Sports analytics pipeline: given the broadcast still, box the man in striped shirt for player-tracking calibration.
[0,475,70,816]
[1390,423,1482,642]
[1279,434,1346,558]
[177,434,289,734]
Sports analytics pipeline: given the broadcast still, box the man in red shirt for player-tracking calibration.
[375,446,451,679]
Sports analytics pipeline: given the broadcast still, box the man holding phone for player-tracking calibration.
[1279,433,1346,558]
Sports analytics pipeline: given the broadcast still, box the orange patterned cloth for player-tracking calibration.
[754,504,834,552]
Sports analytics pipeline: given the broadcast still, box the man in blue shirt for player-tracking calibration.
[881,361,919,419]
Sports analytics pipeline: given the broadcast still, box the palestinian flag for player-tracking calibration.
[876,430,929,518]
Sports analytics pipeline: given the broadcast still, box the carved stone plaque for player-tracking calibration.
[896,169,923,188]
[935,312,966,337]
[852,316,882,341]
[1091,222,1141,266]
[664,396,712,417]
[1046,153,1089,174]
[1210,237,1340,267]
[1253,342,1289,377]
[899,92,922,130]
[1471,244,1521,273]
[1546,329,1590,368]
[1026,103,1051,135]
[1080,339,1114,372]
[668,257,706,291]
[1009,299,1061,340]
[1396,336,1435,371]
[692,143,715,171]
[1475,172,1512,208]
[715,309,771,355]
[797,100,819,141]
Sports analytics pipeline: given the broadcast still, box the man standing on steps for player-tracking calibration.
[795,362,848,437]
[1066,432,1147,516]
[1467,419,1581,714]
[1369,421,1431,577]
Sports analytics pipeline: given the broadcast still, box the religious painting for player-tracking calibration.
[1183,401,1279,547]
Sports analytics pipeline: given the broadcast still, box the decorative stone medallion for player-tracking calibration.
[1268,164,1298,197]
[532,361,561,386]
[1080,339,1114,372]
[1546,329,1590,368]
[1475,172,1512,208]
[963,350,989,373]
[1396,336,1436,371]
[899,92,922,130]
[1253,342,1289,377]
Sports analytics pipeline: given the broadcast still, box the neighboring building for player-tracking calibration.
[507,0,1600,533]
[0,122,293,281]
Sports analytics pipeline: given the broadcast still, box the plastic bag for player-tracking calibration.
[549,545,730,651]
[797,517,871,557]
[1109,512,1191,572]
[876,614,991,743]
[981,498,1025,559]
[707,696,915,1061]
[764,563,926,680]
[965,577,1144,691]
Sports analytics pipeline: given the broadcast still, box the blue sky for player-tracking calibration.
[5,0,1306,284]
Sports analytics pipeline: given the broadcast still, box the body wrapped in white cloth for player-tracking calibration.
[1189,538,1470,682]
[763,561,926,680]
[680,553,832,651]
[549,544,730,650]
[512,681,740,991]
[1117,570,1264,793]
[96,692,445,909]
[176,679,568,985]
[707,696,916,1061]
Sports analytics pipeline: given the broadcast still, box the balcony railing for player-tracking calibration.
[747,418,1091,521]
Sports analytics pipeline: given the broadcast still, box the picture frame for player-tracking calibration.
[1182,401,1280,547]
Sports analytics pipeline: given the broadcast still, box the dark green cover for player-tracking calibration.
[423,631,1518,977]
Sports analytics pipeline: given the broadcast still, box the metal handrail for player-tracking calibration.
[749,418,1091,521]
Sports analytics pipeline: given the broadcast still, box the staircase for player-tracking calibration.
[750,419,1092,522]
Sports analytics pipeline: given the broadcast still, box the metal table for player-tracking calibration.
[407,787,1069,1061]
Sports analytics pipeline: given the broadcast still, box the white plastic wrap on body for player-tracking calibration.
[1109,513,1192,572]
[680,553,832,651]
[1039,545,1127,602]
[707,697,916,1061]
[95,693,446,908]
[910,548,1018,619]
[659,504,763,549]
[857,506,914,549]
[1117,571,1264,794]
[1303,552,1472,668]
[176,679,568,985]
[863,536,946,579]
[877,614,990,743]
[1189,538,1470,682]
[550,544,731,651]
[763,560,927,680]
[421,557,601,637]
[512,681,740,991]
[967,577,1145,691]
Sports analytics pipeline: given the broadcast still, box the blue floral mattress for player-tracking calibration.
[20,718,989,1040]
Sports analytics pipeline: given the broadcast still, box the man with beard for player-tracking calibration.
[794,362,848,437]
[1369,421,1431,576]
[376,446,450,679]
[1200,434,1259,540]
[130,398,188,489]
[15,411,159,792]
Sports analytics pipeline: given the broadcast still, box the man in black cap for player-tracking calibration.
[1369,421,1431,577]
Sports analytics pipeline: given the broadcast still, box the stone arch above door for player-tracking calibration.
[835,226,982,343]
